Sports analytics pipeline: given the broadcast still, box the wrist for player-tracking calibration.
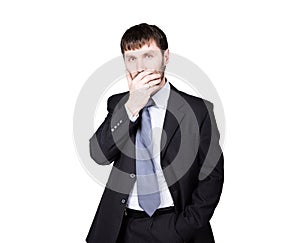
[125,101,140,116]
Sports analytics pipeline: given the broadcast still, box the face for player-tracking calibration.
[123,40,169,81]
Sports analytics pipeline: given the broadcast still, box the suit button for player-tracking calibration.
[121,199,126,204]
[130,173,135,178]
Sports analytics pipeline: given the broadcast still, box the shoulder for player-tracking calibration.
[107,91,129,107]
[172,86,214,114]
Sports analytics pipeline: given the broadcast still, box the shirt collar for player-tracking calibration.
[151,78,170,109]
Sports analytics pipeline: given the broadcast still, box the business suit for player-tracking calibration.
[86,82,224,243]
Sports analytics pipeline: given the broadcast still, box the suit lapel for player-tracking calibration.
[160,83,185,167]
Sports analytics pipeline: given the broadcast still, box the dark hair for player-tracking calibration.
[120,23,168,54]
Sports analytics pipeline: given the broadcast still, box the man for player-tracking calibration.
[86,23,224,243]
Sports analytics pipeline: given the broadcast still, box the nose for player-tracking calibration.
[136,59,145,73]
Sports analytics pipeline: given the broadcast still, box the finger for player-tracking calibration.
[148,78,162,87]
[132,70,154,82]
[141,73,162,84]
[137,82,150,91]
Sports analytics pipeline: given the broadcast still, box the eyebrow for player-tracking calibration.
[125,54,137,59]
[125,50,157,58]
[143,51,155,55]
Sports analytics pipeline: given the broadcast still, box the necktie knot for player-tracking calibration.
[144,98,155,109]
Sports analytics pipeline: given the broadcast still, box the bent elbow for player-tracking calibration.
[89,134,113,165]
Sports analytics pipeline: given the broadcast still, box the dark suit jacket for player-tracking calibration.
[86,83,224,243]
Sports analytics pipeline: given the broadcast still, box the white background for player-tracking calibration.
[1,0,300,242]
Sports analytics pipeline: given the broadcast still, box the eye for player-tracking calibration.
[128,57,136,62]
[145,54,153,59]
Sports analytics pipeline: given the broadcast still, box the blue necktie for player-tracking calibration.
[136,98,161,216]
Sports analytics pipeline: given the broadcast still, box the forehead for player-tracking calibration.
[124,40,161,56]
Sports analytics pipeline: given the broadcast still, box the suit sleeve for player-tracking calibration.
[89,95,140,165]
[175,102,224,241]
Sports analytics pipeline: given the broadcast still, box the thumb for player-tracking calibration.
[126,71,133,82]
[126,71,133,88]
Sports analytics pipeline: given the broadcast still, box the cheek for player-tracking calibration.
[125,63,137,73]
[144,59,163,71]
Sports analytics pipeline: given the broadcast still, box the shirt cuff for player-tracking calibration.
[124,104,139,122]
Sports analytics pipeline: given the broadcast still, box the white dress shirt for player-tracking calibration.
[124,80,174,210]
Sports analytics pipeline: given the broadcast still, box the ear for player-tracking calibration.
[164,49,170,65]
